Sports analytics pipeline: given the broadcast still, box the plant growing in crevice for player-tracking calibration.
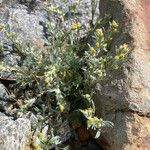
[0,2,129,150]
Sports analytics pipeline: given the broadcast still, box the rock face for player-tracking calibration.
[95,0,150,150]
[0,0,48,70]
[0,113,31,150]
[1,0,150,150]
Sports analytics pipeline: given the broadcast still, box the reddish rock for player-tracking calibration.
[76,125,90,142]
[95,0,150,149]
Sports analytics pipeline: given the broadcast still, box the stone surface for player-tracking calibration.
[0,83,9,112]
[94,0,150,150]
[0,0,47,71]
[0,112,31,150]
[1,0,150,150]
[0,83,9,100]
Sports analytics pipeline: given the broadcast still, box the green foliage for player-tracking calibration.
[0,2,129,150]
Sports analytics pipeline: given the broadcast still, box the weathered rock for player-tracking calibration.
[49,0,99,24]
[94,0,150,150]
[0,83,8,100]
[0,0,48,79]
[0,83,9,111]
[2,0,149,150]
[0,112,31,150]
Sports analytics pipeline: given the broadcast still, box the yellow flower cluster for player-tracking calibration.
[110,21,118,32]
[59,104,65,112]
[95,41,99,47]
[71,22,81,31]
[87,116,99,124]
[84,94,91,99]
[89,47,96,55]
[82,108,94,116]
[6,32,15,39]
[114,44,128,62]
[44,66,56,84]
[122,44,128,51]
[111,21,118,29]
[96,28,103,36]
[103,43,108,51]
[96,70,103,78]
[99,57,106,62]
[115,55,119,60]
[120,53,125,57]
[44,78,49,84]
[44,71,51,84]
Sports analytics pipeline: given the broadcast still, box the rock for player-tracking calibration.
[0,83,17,115]
[93,0,150,150]
[83,140,102,150]
[49,0,99,24]
[0,83,9,100]
[0,0,48,79]
[0,83,9,111]
[76,125,90,142]
[4,0,150,150]
[0,112,31,150]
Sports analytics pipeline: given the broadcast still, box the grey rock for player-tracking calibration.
[0,83,8,101]
[7,7,47,43]
[23,111,38,125]
[0,112,31,150]
[0,83,9,112]
[0,84,17,115]
[0,0,48,78]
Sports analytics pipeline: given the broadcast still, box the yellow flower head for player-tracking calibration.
[120,53,125,57]
[99,64,104,69]
[71,22,81,31]
[89,47,96,55]
[59,104,65,112]
[6,32,15,39]
[115,55,119,60]
[87,108,94,114]
[103,43,108,51]
[84,94,91,99]
[96,28,103,36]
[97,70,103,78]
[103,43,107,48]
[93,117,99,122]
[82,108,94,116]
[122,44,128,51]
[44,77,50,84]
[77,22,81,28]
[95,41,99,47]
[87,116,99,124]
[111,20,118,29]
